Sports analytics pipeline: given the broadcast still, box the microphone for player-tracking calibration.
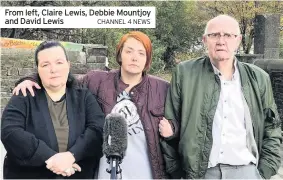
[103,113,127,180]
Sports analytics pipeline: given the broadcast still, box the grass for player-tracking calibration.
[151,70,172,82]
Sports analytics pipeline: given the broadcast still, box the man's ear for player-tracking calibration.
[236,34,242,48]
[202,35,206,43]
[202,35,208,47]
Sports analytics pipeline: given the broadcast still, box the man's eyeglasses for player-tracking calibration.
[206,32,238,40]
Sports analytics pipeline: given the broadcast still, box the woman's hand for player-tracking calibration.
[12,80,41,96]
[45,152,79,176]
[159,117,174,138]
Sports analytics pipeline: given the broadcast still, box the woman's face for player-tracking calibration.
[120,37,147,76]
[37,46,70,91]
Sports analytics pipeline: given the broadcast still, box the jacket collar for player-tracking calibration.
[37,87,77,151]
[237,60,249,88]
[37,89,59,151]
[205,55,248,86]
[65,88,77,149]
[113,69,149,95]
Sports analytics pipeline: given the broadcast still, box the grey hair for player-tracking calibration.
[204,14,241,35]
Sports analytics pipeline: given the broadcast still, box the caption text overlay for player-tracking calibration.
[0,6,156,28]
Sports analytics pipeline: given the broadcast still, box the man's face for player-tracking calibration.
[203,19,242,62]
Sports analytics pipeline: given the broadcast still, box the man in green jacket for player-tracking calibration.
[161,14,282,179]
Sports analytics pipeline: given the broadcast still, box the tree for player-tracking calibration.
[152,1,204,67]
[3,1,280,70]
[196,1,283,54]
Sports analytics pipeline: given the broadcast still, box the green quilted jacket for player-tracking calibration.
[162,56,282,179]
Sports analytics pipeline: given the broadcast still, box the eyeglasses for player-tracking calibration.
[206,32,238,41]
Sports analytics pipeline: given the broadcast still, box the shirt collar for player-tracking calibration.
[211,59,239,81]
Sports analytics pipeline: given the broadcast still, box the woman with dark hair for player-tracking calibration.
[12,32,177,179]
[1,41,105,179]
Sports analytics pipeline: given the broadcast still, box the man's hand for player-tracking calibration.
[159,117,174,138]
[45,152,76,176]
[12,80,41,97]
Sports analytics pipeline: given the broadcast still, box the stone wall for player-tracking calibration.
[254,59,283,129]
[1,43,107,110]
[254,14,281,59]
[236,54,264,64]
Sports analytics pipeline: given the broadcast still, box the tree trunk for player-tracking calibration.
[241,18,247,54]
[245,28,254,54]
[163,47,175,68]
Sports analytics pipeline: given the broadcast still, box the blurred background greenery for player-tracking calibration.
[1,1,282,81]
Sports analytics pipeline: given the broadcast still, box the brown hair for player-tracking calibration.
[116,31,152,72]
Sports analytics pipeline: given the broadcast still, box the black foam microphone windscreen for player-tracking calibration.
[103,113,128,159]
